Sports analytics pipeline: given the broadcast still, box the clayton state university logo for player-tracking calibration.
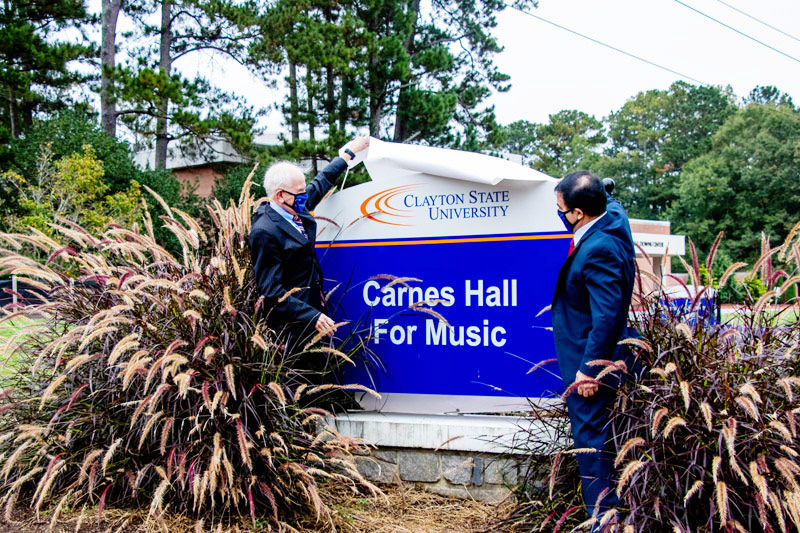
[359,184,511,226]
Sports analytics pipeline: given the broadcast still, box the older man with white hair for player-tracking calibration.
[249,137,369,350]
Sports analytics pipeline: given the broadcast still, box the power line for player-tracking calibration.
[507,5,708,86]
[716,0,800,44]
[673,0,800,64]
[506,4,800,122]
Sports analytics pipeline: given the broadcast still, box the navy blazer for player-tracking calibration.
[248,157,348,327]
[551,196,636,382]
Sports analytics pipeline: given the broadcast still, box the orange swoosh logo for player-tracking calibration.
[359,184,423,226]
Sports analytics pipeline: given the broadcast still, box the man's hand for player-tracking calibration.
[575,370,599,398]
[315,313,336,336]
[348,136,369,154]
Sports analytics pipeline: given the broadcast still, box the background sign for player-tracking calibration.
[314,140,569,413]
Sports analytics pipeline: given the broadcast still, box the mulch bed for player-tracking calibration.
[0,483,516,533]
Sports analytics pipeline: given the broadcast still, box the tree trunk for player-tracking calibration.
[19,100,33,132]
[288,60,299,142]
[100,0,122,137]
[7,87,17,138]
[326,64,336,137]
[338,78,349,132]
[369,80,382,137]
[324,5,336,137]
[368,56,382,136]
[306,67,317,175]
[369,105,381,137]
[393,89,408,143]
[392,0,421,142]
[155,0,172,169]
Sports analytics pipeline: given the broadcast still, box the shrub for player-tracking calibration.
[512,230,800,532]
[1,110,143,196]
[212,164,268,207]
[0,110,204,258]
[1,144,142,239]
[136,168,204,257]
[0,169,379,529]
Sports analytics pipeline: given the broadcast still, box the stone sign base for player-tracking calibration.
[354,446,524,502]
[332,412,558,503]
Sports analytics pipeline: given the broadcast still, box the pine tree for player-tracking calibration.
[106,0,262,168]
[0,0,94,144]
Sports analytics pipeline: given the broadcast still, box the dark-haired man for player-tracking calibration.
[551,171,635,527]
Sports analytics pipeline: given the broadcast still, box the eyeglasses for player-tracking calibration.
[280,189,305,198]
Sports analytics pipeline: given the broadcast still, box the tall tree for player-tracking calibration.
[249,1,303,140]
[671,101,800,262]
[744,85,794,107]
[593,81,735,219]
[358,0,538,146]
[101,0,123,136]
[495,112,605,177]
[252,0,369,165]
[256,0,537,153]
[154,0,173,166]
[497,119,537,160]
[0,0,93,144]
[527,111,606,176]
[108,0,261,168]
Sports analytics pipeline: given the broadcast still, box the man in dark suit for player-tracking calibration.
[551,171,636,528]
[249,137,369,347]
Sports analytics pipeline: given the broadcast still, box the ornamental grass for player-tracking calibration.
[0,168,380,531]
[509,228,800,532]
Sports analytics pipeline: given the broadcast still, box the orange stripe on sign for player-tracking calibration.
[315,234,571,248]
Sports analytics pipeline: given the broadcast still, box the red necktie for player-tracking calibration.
[568,239,575,256]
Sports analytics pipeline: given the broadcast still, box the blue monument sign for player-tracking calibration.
[314,139,569,413]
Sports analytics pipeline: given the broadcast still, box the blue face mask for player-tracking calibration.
[292,192,308,212]
[281,190,308,212]
[557,209,575,232]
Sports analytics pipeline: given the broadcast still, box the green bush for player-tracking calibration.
[0,110,204,258]
[1,144,142,240]
[514,232,800,532]
[0,172,378,529]
[212,164,267,207]
[2,110,143,196]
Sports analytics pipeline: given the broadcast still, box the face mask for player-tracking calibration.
[557,209,575,232]
[292,192,308,212]
[281,190,308,212]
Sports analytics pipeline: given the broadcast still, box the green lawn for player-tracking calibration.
[0,317,43,378]
[720,306,800,326]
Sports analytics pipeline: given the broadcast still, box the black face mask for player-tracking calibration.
[557,208,579,232]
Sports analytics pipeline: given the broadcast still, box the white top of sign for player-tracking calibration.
[362,137,556,185]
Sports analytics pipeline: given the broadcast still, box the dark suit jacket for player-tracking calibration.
[551,196,636,382]
[248,157,348,328]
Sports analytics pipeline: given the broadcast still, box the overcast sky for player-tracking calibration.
[490,0,800,125]
[132,0,800,135]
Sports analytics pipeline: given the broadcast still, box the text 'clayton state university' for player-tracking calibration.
[403,190,510,220]
[362,279,518,348]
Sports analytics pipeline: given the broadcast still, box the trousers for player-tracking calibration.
[564,384,619,523]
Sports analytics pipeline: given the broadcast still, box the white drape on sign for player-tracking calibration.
[359,137,556,185]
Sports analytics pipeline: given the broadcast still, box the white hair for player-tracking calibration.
[263,161,304,198]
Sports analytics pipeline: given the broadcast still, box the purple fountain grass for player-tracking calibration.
[0,167,380,529]
[503,231,800,533]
